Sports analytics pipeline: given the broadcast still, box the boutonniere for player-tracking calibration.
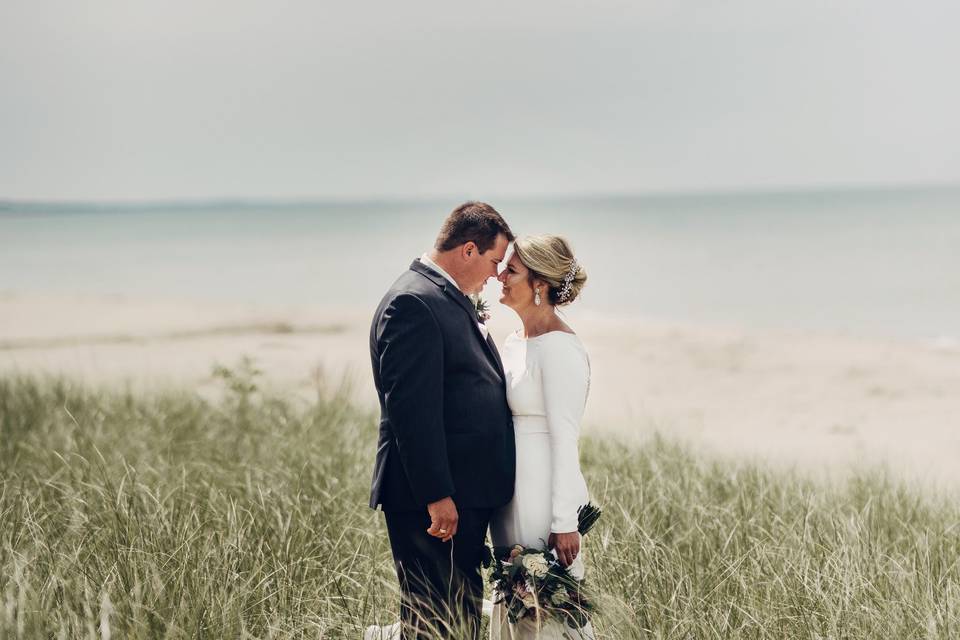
[470,294,491,323]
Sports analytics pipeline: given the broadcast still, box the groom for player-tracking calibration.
[369,202,516,639]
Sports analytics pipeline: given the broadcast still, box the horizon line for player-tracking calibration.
[2,180,959,211]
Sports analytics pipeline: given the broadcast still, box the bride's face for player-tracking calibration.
[497,254,537,309]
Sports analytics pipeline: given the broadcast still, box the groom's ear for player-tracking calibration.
[462,241,478,259]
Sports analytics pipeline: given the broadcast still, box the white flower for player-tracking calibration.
[469,294,491,322]
[550,590,568,606]
[521,553,550,578]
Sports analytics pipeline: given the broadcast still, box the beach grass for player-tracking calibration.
[2,363,959,639]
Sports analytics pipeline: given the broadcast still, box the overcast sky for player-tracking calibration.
[1,1,957,201]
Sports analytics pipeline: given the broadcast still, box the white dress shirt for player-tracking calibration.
[419,253,489,340]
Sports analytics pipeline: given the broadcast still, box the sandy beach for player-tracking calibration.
[2,291,959,486]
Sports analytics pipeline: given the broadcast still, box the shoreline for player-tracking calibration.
[2,291,959,487]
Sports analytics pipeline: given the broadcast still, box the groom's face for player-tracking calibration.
[461,233,510,294]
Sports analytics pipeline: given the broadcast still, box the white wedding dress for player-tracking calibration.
[489,330,596,640]
[364,331,595,640]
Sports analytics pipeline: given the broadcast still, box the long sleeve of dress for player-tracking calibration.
[539,336,591,534]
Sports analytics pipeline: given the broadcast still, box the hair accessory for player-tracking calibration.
[557,259,579,303]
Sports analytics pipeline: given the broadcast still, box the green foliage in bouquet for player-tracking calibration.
[485,503,602,629]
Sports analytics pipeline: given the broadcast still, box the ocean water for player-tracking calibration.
[2,188,958,340]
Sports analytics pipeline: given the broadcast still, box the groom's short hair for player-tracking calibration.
[435,202,514,253]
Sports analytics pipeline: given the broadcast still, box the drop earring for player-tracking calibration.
[534,288,541,306]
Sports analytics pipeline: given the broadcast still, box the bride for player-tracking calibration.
[489,235,595,640]
[365,235,594,640]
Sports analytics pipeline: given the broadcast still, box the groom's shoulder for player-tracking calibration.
[375,265,442,316]
[385,262,443,299]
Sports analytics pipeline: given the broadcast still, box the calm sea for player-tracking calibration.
[2,188,958,340]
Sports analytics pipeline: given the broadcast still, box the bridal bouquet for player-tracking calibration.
[485,503,602,629]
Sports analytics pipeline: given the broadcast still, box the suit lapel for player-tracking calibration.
[486,331,506,377]
[442,285,505,378]
[410,260,505,379]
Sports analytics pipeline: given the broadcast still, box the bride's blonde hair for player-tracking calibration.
[512,235,587,306]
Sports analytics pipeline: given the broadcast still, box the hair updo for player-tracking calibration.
[512,235,587,306]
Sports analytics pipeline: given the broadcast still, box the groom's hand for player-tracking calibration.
[426,496,458,542]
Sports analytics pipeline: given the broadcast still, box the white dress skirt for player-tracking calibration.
[489,331,596,640]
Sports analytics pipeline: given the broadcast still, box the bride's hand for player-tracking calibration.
[548,531,580,567]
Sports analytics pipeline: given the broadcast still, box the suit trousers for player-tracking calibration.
[384,507,493,640]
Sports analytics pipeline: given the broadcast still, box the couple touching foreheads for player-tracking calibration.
[367,202,595,640]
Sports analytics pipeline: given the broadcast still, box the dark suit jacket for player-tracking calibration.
[368,260,515,512]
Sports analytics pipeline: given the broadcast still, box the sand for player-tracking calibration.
[2,291,959,487]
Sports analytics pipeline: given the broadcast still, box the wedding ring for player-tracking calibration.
[439,529,448,534]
